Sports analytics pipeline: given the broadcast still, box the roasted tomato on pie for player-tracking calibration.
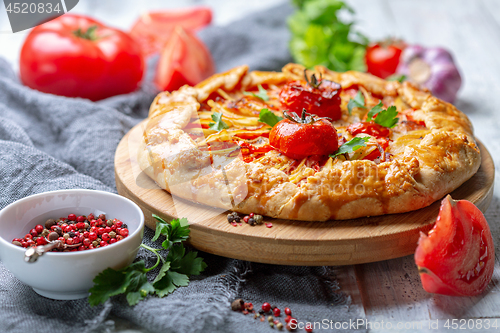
[139,63,481,221]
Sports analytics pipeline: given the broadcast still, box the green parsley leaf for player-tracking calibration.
[154,271,190,297]
[259,108,283,127]
[373,105,399,128]
[152,215,190,248]
[347,91,366,114]
[387,74,407,83]
[208,112,229,131]
[175,251,207,276]
[330,136,370,158]
[244,85,270,101]
[88,261,152,306]
[366,101,384,121]
[89,216,207,307]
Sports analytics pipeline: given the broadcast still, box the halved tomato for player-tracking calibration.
[129,7,212,56]
[154,26,215,92]
[415,195,495,296]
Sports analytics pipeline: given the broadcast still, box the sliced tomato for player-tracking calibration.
[415,195,495,296]
[155,26,215,92]
[365,40,406,79]
[346,122,390,138]
[129,7,212,56]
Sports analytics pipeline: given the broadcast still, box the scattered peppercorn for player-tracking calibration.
[262,302,271,313]
[253,214,264,225]
[277,322,284,330]
[305,323,313,332]
[273,308,281,317]
[284,307,292,316]
[269,322,275,329]
[268,316,274,323]
[231,299,244,311]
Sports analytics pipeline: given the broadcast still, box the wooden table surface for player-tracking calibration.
[2,0,500,332]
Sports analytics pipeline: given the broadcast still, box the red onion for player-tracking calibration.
[396,45,462,103]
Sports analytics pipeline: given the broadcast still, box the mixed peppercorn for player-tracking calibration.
[231,299,312,332]
[227,212,272,228]
[11,213,129,252]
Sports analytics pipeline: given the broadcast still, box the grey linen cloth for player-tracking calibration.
[0,3,365,332]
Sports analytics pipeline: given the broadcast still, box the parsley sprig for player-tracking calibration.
[259,108,283,127]
[347,91,366,114]
[366,102,399,128]
[88,215,206,306]
[330,136,370,158]
[209,112,230,131]
[244,85,270,101]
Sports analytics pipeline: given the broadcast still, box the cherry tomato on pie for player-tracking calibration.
[365,40,406,79]
[415,195,495,296]
[129,7,212,57]
[279,72,342,120]
[269,110,339,160]
[155,26,215,92]
[20,14,144,101]
[346,122,390,138]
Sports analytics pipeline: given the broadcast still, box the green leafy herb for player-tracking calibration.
[244,85,270,101]
[347,91,366,114]
[330,136,370,157]
[288,0,368,72]
[259,108,283,127]
[387,74,407,83]
[209,112,229,131]
[88,215,206,306]
[366,102,399,128]
[373,105,398,128]
[366,101,384,121]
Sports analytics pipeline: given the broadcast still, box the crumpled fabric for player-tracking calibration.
[0,3,364,332]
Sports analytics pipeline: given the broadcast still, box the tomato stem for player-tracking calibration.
[74,25,99,41]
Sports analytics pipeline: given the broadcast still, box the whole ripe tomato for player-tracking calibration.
[269,110,339,160]
[20,14,144,101]
[279,73,342,120]
[365,40,406,79]
[130,7,212,56]
[155,26,215,92]
[415,195,495,296]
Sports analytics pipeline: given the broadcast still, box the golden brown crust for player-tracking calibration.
[138,63,481,221]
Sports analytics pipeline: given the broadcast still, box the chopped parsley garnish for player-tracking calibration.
[347,91,366,114]
[209,112,230,131]
[366,102,399,128]
[244,84,269,101]
[259,108,283,127]
[330,136,370,158]
[88,215,206,306]
[373,105,398,128]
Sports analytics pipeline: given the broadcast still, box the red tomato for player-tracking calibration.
[269,113,338,160]
[130,7,212,56]
[365,40,406,79]
[279,78,342,120]
[363,137,389,161]
[155,26,215,92]
[20,14,144,101]
[415,195,495,296]
[346,122,390,138]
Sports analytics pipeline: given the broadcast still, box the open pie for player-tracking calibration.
[137,63,480,221]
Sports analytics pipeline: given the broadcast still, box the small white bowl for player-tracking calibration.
[0,189,144,300]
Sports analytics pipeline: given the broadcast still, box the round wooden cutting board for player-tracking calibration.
[115,121,494,266]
